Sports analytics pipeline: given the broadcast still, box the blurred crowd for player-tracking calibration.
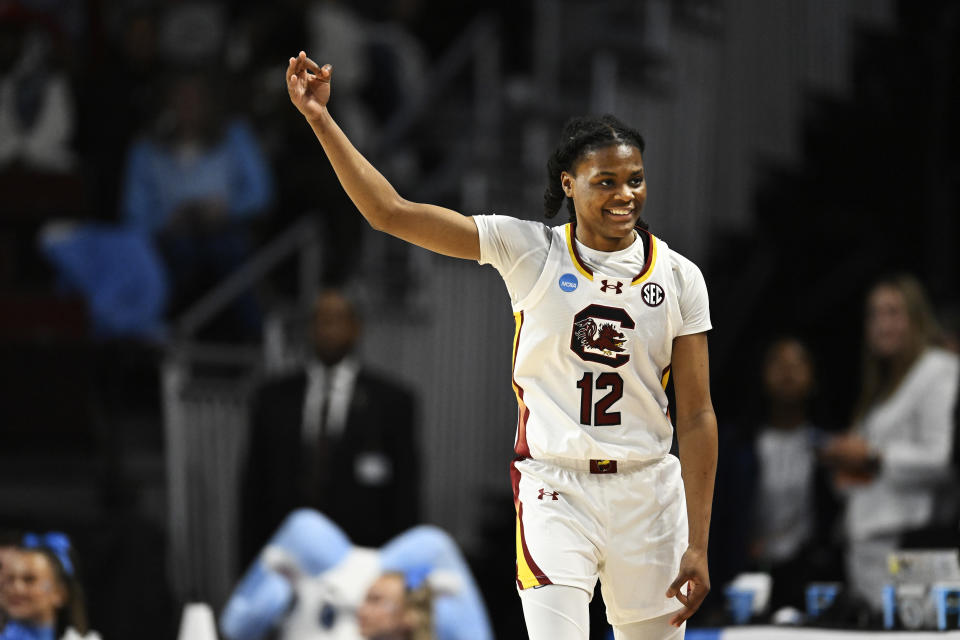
[1,0,438,340]
[708,273,959,626]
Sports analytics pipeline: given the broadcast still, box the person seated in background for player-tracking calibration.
[120,68,274,335]
[221,508,492,640]
[240,289,420,562]
[0,532,99,640]
[821,274,959,614]
[748,337,839,614]
[0,3,76,173]
[709,338,840,622]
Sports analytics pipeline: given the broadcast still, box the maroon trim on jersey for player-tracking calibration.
[567,222,594,277]
[514,390,532,459]
[511,460,552,589]
[512,312,532,458]
[568,222,654,282]
[632,227,655,283]
[661,364,672,422]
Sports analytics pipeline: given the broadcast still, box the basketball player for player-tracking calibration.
[286,51,717,640]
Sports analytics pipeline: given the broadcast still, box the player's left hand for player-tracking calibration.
[666,547,710,627]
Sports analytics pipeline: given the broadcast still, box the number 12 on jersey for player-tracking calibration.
[576,372,623,426]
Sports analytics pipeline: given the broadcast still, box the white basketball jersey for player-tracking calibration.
[511,223,694,461]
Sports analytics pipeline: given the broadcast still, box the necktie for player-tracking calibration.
[302,371,334,506]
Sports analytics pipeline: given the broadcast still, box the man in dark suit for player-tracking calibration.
[240,289,419,564]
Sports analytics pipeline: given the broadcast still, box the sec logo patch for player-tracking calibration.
[641,282,665,307]
[558,273,579,293]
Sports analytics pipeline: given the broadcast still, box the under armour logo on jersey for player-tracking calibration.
[600,279,624,294]
[537,488,559,501]
[641,282,665,307]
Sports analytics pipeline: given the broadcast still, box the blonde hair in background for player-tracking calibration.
[853,273,944,423]
[381,571,435,640]
[405,582,435,640]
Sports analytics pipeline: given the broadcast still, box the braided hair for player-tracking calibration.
[543,114,648,228]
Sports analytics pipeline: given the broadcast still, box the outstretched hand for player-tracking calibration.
[286,51,331,121]
[665,547,710,627]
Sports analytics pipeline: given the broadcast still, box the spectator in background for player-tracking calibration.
[0,2,76,172]
[239,289,420,563]
[710,338,839,620]
[0,532,98,640]
[822,274,959,613]
[120,69,273,335]
[748,338,838,614]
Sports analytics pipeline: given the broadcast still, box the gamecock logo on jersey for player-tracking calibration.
[570,304,635,368]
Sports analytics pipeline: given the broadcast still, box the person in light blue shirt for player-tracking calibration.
[120,70,274,336]
[121,117,273,234]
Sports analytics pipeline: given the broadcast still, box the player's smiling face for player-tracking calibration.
[562,143,646,252]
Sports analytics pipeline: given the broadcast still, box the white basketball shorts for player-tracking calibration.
[511,455,688,625]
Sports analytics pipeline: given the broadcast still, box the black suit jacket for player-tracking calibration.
[239,367,419,565]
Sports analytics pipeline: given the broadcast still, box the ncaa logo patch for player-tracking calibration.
[558,273,579,293]
[641,282,665,307]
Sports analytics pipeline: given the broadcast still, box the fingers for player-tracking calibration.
[666,576,710,627]
[665,576,687,599]
[287,51,331,83]
[669,609,690,627]
[295,51,329,78]
[286,58,301,94]
[668,584,706,627]
[287,56,297,81]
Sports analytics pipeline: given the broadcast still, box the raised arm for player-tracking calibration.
[665,331,718,627]
[286,51,480,260]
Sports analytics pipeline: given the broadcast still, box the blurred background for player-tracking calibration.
[1,0,958,637]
